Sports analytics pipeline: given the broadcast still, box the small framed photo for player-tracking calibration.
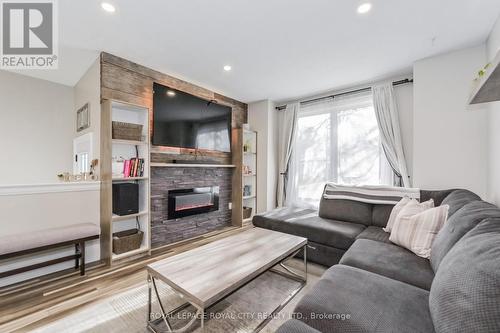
[77,103,90,132]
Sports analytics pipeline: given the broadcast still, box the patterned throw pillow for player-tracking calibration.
[383,196,411,233]
[384,198,434,233]
[389,205,450,258]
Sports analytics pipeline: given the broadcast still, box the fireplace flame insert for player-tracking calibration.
[167,186,219,220]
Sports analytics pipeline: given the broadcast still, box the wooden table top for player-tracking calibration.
[147,227,307,308]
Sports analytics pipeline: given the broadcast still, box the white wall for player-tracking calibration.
[74,58,101,166]
[413,45,488,197]
[0,71,75,185]
[248,100,279,212]
[0,61,101,287]
[487,16,500,205]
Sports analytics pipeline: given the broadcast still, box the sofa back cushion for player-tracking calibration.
[319,198,372,226]
[420,189,455,206]
[429,218,500,333]
[371,204,395,227]
[430,201,500,271]
[441,189,481,217]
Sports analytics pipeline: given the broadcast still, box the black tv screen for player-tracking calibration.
[152,83,232,152]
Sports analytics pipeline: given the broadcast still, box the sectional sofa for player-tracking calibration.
[253,189,500,332]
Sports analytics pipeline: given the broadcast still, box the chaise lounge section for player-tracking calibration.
[254,188,500,332]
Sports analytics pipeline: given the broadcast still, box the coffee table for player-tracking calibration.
[146,227,307,332]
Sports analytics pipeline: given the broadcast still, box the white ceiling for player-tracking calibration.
[13,0,500,103]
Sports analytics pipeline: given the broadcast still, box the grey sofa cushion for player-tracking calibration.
[441,189,480,216]
[303,240,346,267]
[276,319,322,333]
[355,226,391,243]
[294,265,434,333]
[430,201,500,272]
[319,198,372,226]
[420,189,455,206]
[371,204,394,227]
[253,207,365,250]
[340,239,434,290]
[429,218,500,333]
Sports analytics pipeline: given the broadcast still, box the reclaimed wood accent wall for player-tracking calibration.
[100,52,248,164]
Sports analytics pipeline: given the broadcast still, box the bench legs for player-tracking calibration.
[75,242,86,276]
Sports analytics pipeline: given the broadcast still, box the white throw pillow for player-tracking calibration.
[383,196,411,233]
[389,205,449,258]
[385,198,434,233]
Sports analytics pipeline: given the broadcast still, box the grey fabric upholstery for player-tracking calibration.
[371,204,394,227]
[429,218,500,333]
[252,207,317,228]
[294,265,434,333]
[430,200,500,272]
[299,241,345,267]
[253,208,365,250]
[355,226,391,243]
[276,319,322,333]
[319,198,372,226]
[340,239,434,290]
[441,189,481,216]
[420,189,455,206]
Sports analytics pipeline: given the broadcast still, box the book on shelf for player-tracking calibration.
[121,158,145,178]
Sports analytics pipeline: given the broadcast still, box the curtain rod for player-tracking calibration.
[275,78,413,111]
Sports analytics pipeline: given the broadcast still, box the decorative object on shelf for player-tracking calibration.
[76,103,90,132]
[112,121,143,141]
[243,206,253,219]
[112,156,125,177]
[243,165,253,175]
[122,158,145,178]
[90,159,99,180]
[243,185,252,197]
[112,228,144,254]
[243,140,252,153]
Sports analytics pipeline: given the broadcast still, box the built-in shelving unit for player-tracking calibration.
[100,100,151,265]
[240,128,257,225]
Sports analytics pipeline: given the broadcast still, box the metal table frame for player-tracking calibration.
[146,244,307,333]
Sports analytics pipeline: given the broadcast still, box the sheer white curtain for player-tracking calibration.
[372,83,411,187]
[286,91,393,208]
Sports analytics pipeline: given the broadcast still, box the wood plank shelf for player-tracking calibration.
[151,163,236,168]
[112,176,149,181]
[112,211,149,222]
[243,174,256,177]
[112,139,148,146]
[243,195,256,200]
[112,246,149,261]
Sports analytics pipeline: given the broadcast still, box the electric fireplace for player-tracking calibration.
[167,186,219,219]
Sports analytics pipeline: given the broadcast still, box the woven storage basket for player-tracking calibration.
[112,228,144,254]
[243,206,253,219]
[112,121,143,141]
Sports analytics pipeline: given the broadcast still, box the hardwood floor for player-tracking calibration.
[0,226,250,332]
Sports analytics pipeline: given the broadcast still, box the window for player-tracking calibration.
[287,92,392,207]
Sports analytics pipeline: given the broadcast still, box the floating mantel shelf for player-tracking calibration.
[469,49,500,105]
[151,163,236,168]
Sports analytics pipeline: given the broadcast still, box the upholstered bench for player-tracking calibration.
[0,223,100,278]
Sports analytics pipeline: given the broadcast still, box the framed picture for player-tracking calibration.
[77,103,90,132]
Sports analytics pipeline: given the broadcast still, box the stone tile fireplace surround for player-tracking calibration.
[150,166,232,248]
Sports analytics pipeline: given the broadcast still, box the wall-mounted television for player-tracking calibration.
[152,83,232,152]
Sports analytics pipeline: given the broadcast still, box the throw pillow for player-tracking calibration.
[383,196,411,233]
[389,205,450,258]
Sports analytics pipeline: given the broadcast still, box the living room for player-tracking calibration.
[0,1,499,332]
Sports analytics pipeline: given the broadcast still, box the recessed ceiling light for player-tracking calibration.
[223,65,232,71]
[357,3,372,14]
[166,90,176,97]
[101,2,116,13]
